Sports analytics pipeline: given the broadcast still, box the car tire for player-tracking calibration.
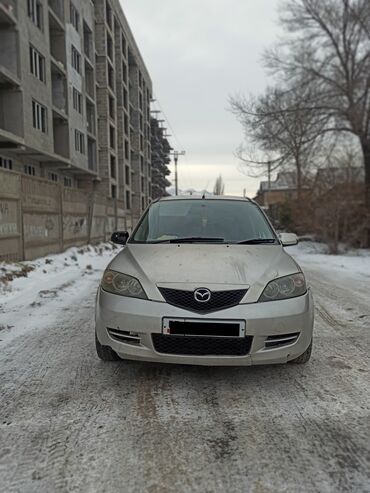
[95,334,121,361]
[289,340,312,364]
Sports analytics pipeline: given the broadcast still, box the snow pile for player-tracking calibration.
[289,241,370,279]
[0,244,117,297]
[0,244,118,344]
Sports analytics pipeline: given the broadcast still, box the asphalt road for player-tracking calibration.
[0,254,369,493]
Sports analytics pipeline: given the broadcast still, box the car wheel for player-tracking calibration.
[95,334,121,361]
[289,340,312,364]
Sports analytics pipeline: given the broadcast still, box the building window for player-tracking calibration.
[122,34,127,57]
[86,102,95,134]
[72,87,83,114]
[109,126,115,148]
[125,165,130,185]
[29,45,45,82]
[106,0,112,29]
[111,184,117,199]
[70,2,80,32]
[48,172,58,182]
[110,155,116,178]
[124,114,129,135]
[28,0,43,30]
[71,46,82,74]
[75,130,85,154]
[107,32,114,61]
[141,176,145,192]
[123,88,128,109]
[141,196,145,210]
[108,95,115,120]
[126,190,131,209]
[124,140,129,160]
[0,157,13,170]
[108,63,114,90]
[64,177,73,188]
[24,165,36,176]
[83,22,93,60]
[32,100,47,133]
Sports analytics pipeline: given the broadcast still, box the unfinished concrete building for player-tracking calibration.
[0,0,154,219]
[151,117,172,199]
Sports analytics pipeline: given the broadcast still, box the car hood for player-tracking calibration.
[108,244,301,303]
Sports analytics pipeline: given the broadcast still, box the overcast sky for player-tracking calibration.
[121,0,281,197]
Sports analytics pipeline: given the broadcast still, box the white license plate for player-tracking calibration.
[162,318,246,338]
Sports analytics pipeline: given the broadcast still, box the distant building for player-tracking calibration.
[166,188,213,197]
[150,118,171,199]
[254,172,300,208]
[313,166,364,195]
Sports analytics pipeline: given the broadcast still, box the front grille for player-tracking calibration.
[158,287,247,313]
[152,334,253,356]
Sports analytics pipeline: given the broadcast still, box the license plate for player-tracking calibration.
[162,318,246,338]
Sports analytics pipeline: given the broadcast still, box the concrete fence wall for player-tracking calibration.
[0,169,137,261]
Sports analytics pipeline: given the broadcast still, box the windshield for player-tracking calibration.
[131,199,277,244]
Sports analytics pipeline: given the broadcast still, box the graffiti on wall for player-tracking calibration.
[23,214,59,243]
[0,201,18,236]
[63,216,88,240]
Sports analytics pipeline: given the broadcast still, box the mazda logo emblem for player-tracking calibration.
[194,288,211,303]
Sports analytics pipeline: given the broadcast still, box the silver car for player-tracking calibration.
[95,196,314,366]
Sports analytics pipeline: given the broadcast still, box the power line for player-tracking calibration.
[152,94,185,152]
[150,95,194,192]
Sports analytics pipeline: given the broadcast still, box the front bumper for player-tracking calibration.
[95,288,314,366]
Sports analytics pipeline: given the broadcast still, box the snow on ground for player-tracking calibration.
[0,244,117,345]
[289,241,370,279]
[0,241,370,492]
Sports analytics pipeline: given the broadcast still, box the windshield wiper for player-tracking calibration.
[237,238,277,245]
[150,237,225,244]
[169,237,225,243]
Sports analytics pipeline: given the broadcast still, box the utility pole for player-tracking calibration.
[170,150,186,196]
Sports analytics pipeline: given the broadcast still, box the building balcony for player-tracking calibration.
[86,100,96,136]
[85,63,95,101]
[0,23,19,80]
[51,59,67,115]
[0,1,17,26]
[52,112,69,159]
[87,137,97,172]
[0,63,20,89]
[48,0,64,22]
[0,89,23,139]
[49,37,66,68]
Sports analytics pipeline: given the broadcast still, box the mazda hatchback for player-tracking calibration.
[95,196,314,366]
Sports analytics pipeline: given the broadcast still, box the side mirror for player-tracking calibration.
[279,233,298,247]
[111,231,129,245]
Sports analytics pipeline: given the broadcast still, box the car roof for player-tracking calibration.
[157,195,253,202]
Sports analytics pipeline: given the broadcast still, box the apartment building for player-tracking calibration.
[0,0,155,218]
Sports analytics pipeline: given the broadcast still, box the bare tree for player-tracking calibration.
[213,175,225,195]
[265,0,370,227]
[231,85,330,199]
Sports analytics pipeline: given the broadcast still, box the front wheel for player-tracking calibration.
[289,340,312,364]
[95,334,121,361]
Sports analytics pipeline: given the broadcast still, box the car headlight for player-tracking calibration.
[259,273,307,302]
[101,270,147,300]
